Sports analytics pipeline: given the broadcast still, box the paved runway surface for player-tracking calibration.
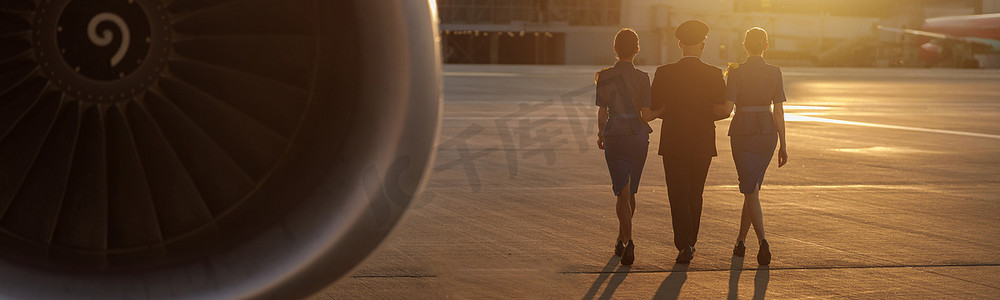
[316,64,1000,299]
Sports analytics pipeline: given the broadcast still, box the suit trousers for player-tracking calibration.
[662,155,712,251]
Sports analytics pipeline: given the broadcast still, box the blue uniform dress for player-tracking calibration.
[725,56,786,194]
[596,61,653,196]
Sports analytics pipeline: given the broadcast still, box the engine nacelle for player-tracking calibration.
[0,0,440,298]
[918,42,944,64]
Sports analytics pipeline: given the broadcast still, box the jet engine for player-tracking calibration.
[0,0,440,298]
[918,41,945,65]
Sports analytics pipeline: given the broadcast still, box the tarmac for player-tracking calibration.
[314,64,1000,299]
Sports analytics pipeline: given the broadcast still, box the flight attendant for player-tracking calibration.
[716,27,789,265]
[595,28,656,266]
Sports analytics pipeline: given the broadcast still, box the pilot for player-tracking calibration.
[649,19,729,264]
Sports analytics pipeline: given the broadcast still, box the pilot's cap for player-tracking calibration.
[675,20,709,45]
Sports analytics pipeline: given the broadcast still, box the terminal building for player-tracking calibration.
[437,0,1000,67]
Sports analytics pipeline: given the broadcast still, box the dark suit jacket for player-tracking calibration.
[651,57,728,157]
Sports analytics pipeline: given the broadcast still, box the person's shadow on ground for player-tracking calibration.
[582,256,623,299]
[754,266,770,299]
[652,263,688,299]
[597,264,630,300]
[727,256,771,300]
[727,256,744,299]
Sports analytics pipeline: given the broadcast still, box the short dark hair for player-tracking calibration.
[614,28,639,58]
[744,27,768,54]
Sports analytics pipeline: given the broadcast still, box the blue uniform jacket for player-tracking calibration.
[726,56,787,136]
[595,61,653,137]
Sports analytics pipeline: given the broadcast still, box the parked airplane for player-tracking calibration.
[878,13,1000,68]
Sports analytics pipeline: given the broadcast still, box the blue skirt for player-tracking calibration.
[604,134,649,196]
[731,133,778,194]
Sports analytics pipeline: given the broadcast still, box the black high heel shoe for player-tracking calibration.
[621,240,635,265]
[733,240,746,257]
[615,241,624,257]
[757,239,771,265]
